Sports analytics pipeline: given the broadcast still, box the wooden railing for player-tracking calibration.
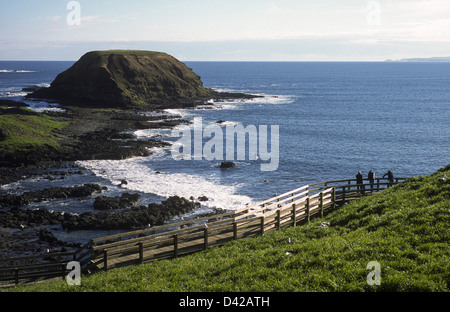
[0,177,405,286]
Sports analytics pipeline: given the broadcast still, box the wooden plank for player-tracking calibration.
[245,184,309,210]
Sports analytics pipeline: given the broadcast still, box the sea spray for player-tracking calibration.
[78,157,254,213]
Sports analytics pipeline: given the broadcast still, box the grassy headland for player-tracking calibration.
[0,106,68,156]
[30,50,211,108]
[6,165,449,292]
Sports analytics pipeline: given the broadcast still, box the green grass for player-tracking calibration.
[4,165,450,292]
[0,107,69,155]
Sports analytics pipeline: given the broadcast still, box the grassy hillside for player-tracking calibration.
[5,165,449,292]
[0,107,68,156]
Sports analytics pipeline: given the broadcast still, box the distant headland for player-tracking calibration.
[385,57,450,62]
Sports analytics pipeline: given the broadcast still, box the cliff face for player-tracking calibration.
[30,50,210,108]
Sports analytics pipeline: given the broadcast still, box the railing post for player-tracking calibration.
[377,178,380,192]
[292,203,297,227]
[320,192,324,218]
[61,264,66,280]
[139,242,144,264]
[15,268,19,285]
[204,228,209,250]
[291,192,295,203]
[306,197,310,223]
[260,216,265,236]
[173,235,178,258]
[342,186,346,202]
[233,222,238,240]
[332,187,336,208]
[103,249,108,271]
[277,209,281,230]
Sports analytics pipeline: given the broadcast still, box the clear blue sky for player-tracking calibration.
[1,0,449,61]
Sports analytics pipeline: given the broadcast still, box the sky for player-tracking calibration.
[1,0,450,61]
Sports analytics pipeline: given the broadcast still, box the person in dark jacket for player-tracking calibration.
[368,170,375,191]
[356,171,364,194]
[383,170,394,187]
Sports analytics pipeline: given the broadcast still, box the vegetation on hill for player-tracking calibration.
[5,165,449,292]
[30,50,210,108]
[0,107,68,158]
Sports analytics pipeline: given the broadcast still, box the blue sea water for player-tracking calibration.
[183,61,450,201]
[1,61,449,240]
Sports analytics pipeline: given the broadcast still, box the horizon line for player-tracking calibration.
[0,59,438,63]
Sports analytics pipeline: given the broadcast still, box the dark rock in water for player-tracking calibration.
[22,85,43,92]
[0,207,66,229]
[121,193,141,206]
[38,228,60,245]
[93,193,141,210]
[0,227,81,261]
[0,194,31,207]
[198,196,209,201]
[0,184,106,208]
[220,161,236,169]
[64,196,197,231]
[0,195,196,231]
[93,196,121,210]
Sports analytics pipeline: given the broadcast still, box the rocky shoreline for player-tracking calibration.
[0,91,259,260]
[0,195,198,231]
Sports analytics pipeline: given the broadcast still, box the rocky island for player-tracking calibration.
[30,50,212,108]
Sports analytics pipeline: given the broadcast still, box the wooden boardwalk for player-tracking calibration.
[0,177,405,285]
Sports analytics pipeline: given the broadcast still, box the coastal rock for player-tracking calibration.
[0,184,106,208]
[0,207,65,229]
[93,193,141,210]
[0,228,81,261]
[220,161,236,169]
[63,196,197,231]
[29,50,211,108]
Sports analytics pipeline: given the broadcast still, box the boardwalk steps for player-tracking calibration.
[0,177,405,286]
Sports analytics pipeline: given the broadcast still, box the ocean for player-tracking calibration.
[1,60,449,242]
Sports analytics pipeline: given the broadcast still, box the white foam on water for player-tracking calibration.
[210,91,295,106]
[0,92,28,98]
[78,157,254,212]
[146,146,170,160]
[236,94,295,105]
[0,69,36,73]
[134,129,166,139]
[22,99,66,113]
[164,108,192,119]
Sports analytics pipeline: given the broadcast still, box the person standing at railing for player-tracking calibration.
[368,170,375,191]
[383,170,394,187]
[356,171,364,194]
